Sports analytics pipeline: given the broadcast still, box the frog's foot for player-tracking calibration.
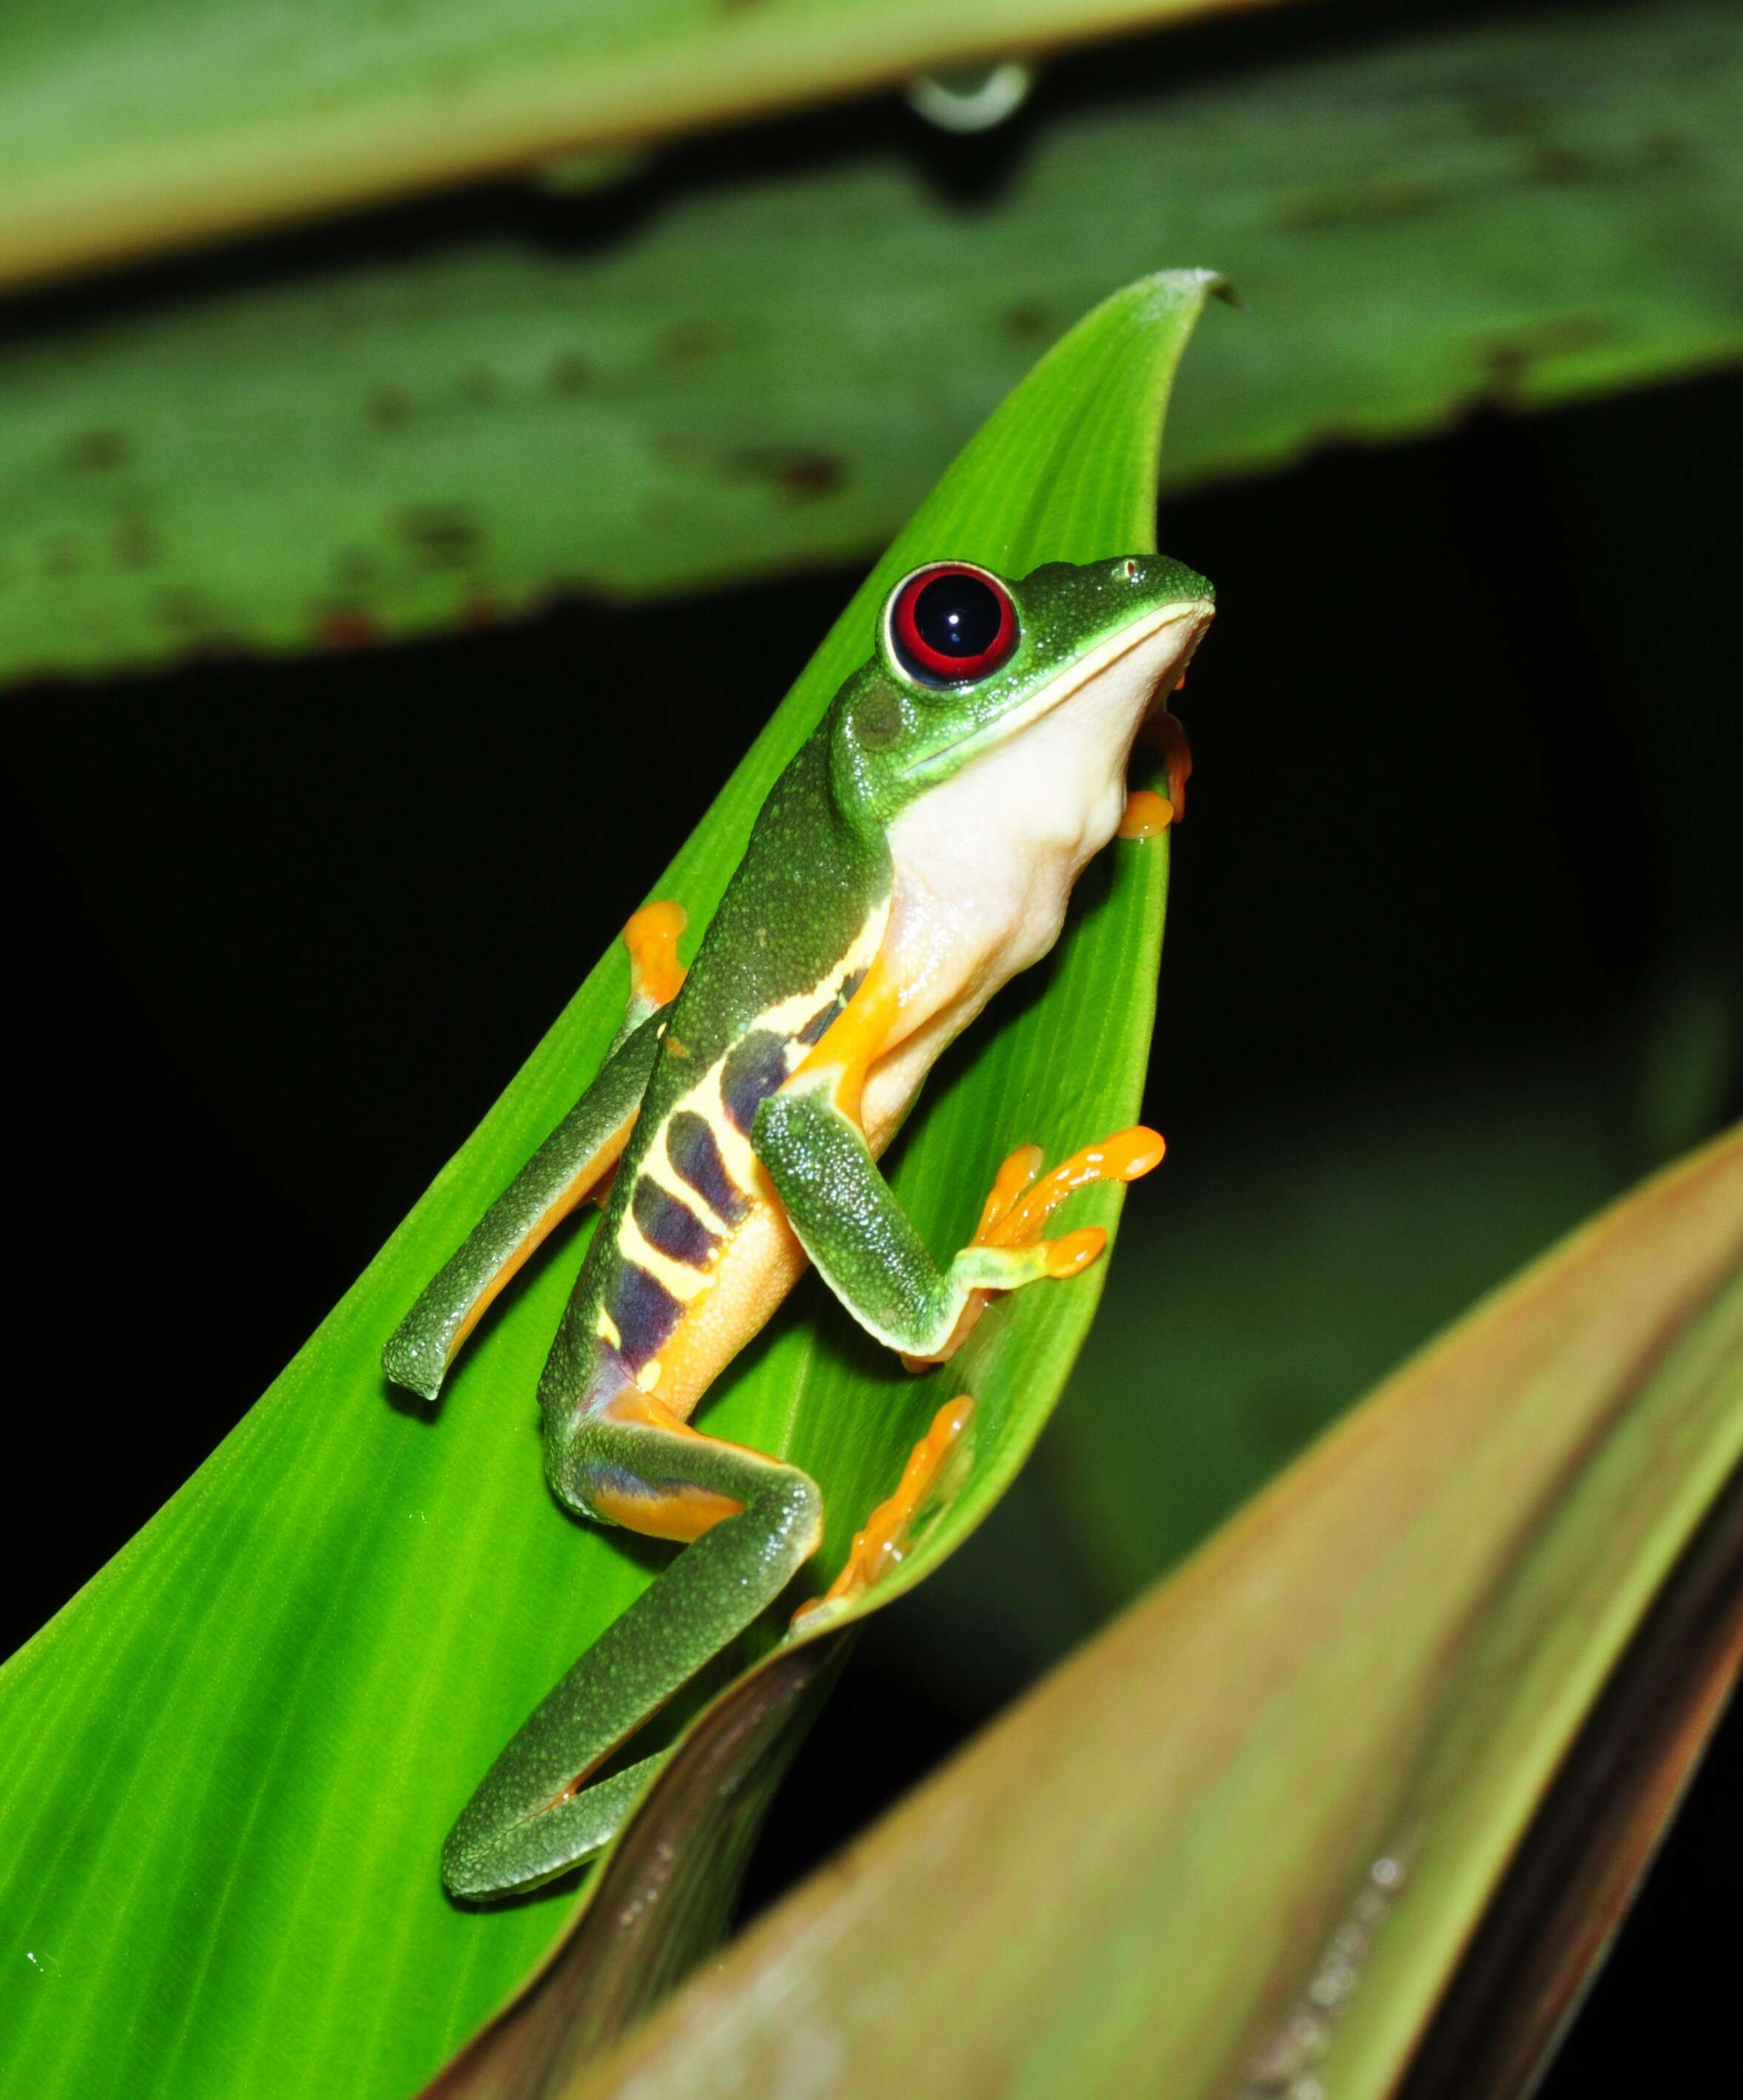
[1119,705,1193,839]
[442,1388,822,1901]
[793,1395,975,1624]
[1118,789,1174,840]
[597,898,687,1182]
[624,899,687,1017]
[979,1124,1165,1257]
[903,1126,1166,1369]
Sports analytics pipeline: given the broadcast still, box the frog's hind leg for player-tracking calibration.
[440,1388,822,1901]
[382,1011,662,1402]
[795,1393,975,1622]
[382,902,689,1403]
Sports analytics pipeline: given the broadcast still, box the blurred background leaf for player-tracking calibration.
[5,0,1743,2088]
[2,1,1739,684]
[0,0,1256,289]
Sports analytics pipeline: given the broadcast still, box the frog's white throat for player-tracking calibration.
[862,601,1210,1147]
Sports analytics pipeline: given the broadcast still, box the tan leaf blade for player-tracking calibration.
[1400,1461,1743,2098]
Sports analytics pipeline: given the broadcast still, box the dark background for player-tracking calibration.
[3,17,1740,2083]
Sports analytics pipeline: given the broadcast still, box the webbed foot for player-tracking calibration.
[793,1395,975,1624]
[904,1126,1165,1368]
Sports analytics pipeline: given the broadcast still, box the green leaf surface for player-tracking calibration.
[0,269,1218,2100]
[4,1,1740,688]
[562,1121,1743,2100]
[0,0,1248,289]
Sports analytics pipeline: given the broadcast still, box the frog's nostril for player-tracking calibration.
[1122,557,1139,580]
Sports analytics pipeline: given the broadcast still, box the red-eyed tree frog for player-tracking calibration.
[385,554,1214,1900]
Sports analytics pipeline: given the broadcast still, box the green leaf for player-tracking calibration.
[0,0,1246,291]
[4,1,1739,686]
[0,269,1220,2100]
[556,1121,1743,2100]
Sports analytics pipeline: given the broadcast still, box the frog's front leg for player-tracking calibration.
[752,1072,1162,1363]
[440,1388,821,1900]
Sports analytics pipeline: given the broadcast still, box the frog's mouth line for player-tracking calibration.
[903,598,1213,780]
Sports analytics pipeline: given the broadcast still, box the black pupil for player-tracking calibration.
[914,573,1002,661]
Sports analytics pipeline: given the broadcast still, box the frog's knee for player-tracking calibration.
[766,1467,824,1561]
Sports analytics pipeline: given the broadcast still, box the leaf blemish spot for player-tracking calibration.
[367,386,412,431]
[721,448,845,499]
[317,608,381,650]
[1240,1843,1412,2094]
[155,587,212,629]
[62,428,132,472]
[113,516,159,568]
[397,506,482,569]
[1002,300,1051,343]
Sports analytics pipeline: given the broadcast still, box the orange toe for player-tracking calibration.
[624,899,687,1009]
[795,1395,975,1621]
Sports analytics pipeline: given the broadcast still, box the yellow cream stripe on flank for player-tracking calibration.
[735,905,886,1049]
[610,909,891,1310]
[616,1211,718,1304]
[637,1142,735,1238]
[691,1060,762,1192]
[683,903,891,1189]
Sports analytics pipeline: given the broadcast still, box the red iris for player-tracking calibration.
[889,564,1018,684]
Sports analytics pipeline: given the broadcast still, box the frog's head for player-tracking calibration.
[835,555,1215,821]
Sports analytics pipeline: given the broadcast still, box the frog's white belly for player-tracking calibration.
[863,605,1207,1147]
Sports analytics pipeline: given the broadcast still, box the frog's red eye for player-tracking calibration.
[888,564,1017,685]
